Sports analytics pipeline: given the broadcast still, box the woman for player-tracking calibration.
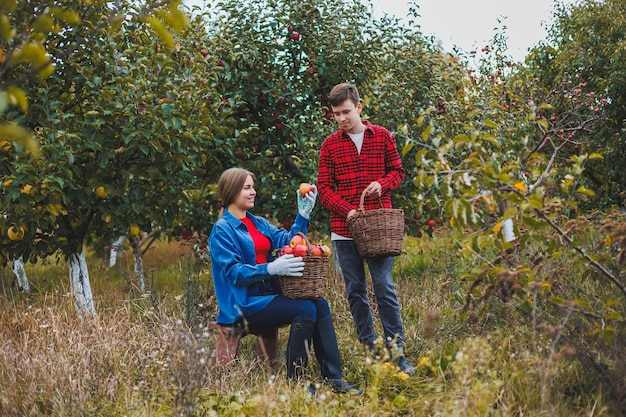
[209,167,359,394]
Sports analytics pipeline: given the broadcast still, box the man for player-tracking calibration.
[316,82,415,375]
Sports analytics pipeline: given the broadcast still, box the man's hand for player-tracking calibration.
[347,209,357,219]
[364,181,382,199]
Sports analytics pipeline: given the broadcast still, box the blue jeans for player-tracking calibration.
[245,295,331,330]
[334,240,405,349]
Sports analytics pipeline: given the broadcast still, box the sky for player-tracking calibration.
[182,0,575,63]
[371,0,575,62]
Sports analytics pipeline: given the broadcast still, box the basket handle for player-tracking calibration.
[358,189,385,210]
[293,231,313,255]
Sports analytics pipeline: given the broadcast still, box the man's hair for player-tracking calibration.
[217,167,254,210]
[329,83,360,107]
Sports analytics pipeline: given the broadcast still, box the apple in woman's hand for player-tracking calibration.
[299,183,314,196]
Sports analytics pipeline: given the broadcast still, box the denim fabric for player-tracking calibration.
[334,240,405,349]
[209,209,309,324]
[244,295,331,330]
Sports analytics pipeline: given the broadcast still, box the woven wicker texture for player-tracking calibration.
[278,233,328,299]
[347,189,405,258]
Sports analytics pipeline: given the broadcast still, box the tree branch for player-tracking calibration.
[534,208,626,299]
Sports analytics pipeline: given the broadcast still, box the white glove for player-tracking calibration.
[297,186,317,218]
[267,254,305,277]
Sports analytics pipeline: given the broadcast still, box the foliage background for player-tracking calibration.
[0,0,625,415]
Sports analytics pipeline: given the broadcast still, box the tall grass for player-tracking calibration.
[0,232,621,416]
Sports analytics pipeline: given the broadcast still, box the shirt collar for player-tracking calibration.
[222,209,248,228]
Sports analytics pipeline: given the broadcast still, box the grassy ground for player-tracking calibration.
[0,231,622,416]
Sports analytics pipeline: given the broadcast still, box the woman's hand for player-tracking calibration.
[267,254,305,277]
[297,185,317,218]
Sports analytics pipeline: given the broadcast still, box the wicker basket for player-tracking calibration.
[347,189,405,258]
[278,233,329,299]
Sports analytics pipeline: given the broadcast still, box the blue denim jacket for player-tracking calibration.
[209,209,309,324]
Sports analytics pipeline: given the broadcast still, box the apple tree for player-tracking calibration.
[401,18,625,404]
[201,0,405,231]
[0,0,223,318]
[526,0,626,209]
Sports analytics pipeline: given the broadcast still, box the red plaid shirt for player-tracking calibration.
[317,120,405,237]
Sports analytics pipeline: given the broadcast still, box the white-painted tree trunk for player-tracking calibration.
[132,244,145,292]
[12,257,30,293]
[502,218,516,242]
[69,249,96,319]
[109,235,126,267]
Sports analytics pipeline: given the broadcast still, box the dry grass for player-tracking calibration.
[0,232,622,416]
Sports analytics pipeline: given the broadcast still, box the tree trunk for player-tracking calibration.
[109,235,126,267]
[12,257,30,293]
[69,249,96,319]
[502,218,516,242]
[131,241,146,292]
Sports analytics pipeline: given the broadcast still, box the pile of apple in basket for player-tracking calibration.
[276,232,331,299]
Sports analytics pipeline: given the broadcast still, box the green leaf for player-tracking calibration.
[7,86,27,111]
[576,186,595,196]
[550,296,565,304]
[519,214,544,230]
[604,311,621,321]
[421,124,433,142]
[50,7,81,24]
[518,300,532,314]
[31,15,56,34]
[480,133,501,148]
[601,327,615,344]
[483,119,498,129]
[451,134,469,143]
[401,142,414,156]
[144,16,174,48]
[0,14,15,42]
[0,0,17,13]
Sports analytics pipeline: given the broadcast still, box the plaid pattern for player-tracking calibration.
[317,120,405,237]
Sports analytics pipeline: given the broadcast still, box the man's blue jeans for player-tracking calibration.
[334,240,405,350]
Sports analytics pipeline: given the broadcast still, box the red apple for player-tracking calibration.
[298,183,313,196]
[200,49,208,57]
[281,245,294,256]
[291,33,300,40]
[278,97,287,106]
[311,245,323,257]
[427,219,436,228]
[275,122,284,131]
[293,244,308,257]
[289,234,305,248]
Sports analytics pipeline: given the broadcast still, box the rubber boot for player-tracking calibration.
[286,318,315,381]
[313,316,362,394]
